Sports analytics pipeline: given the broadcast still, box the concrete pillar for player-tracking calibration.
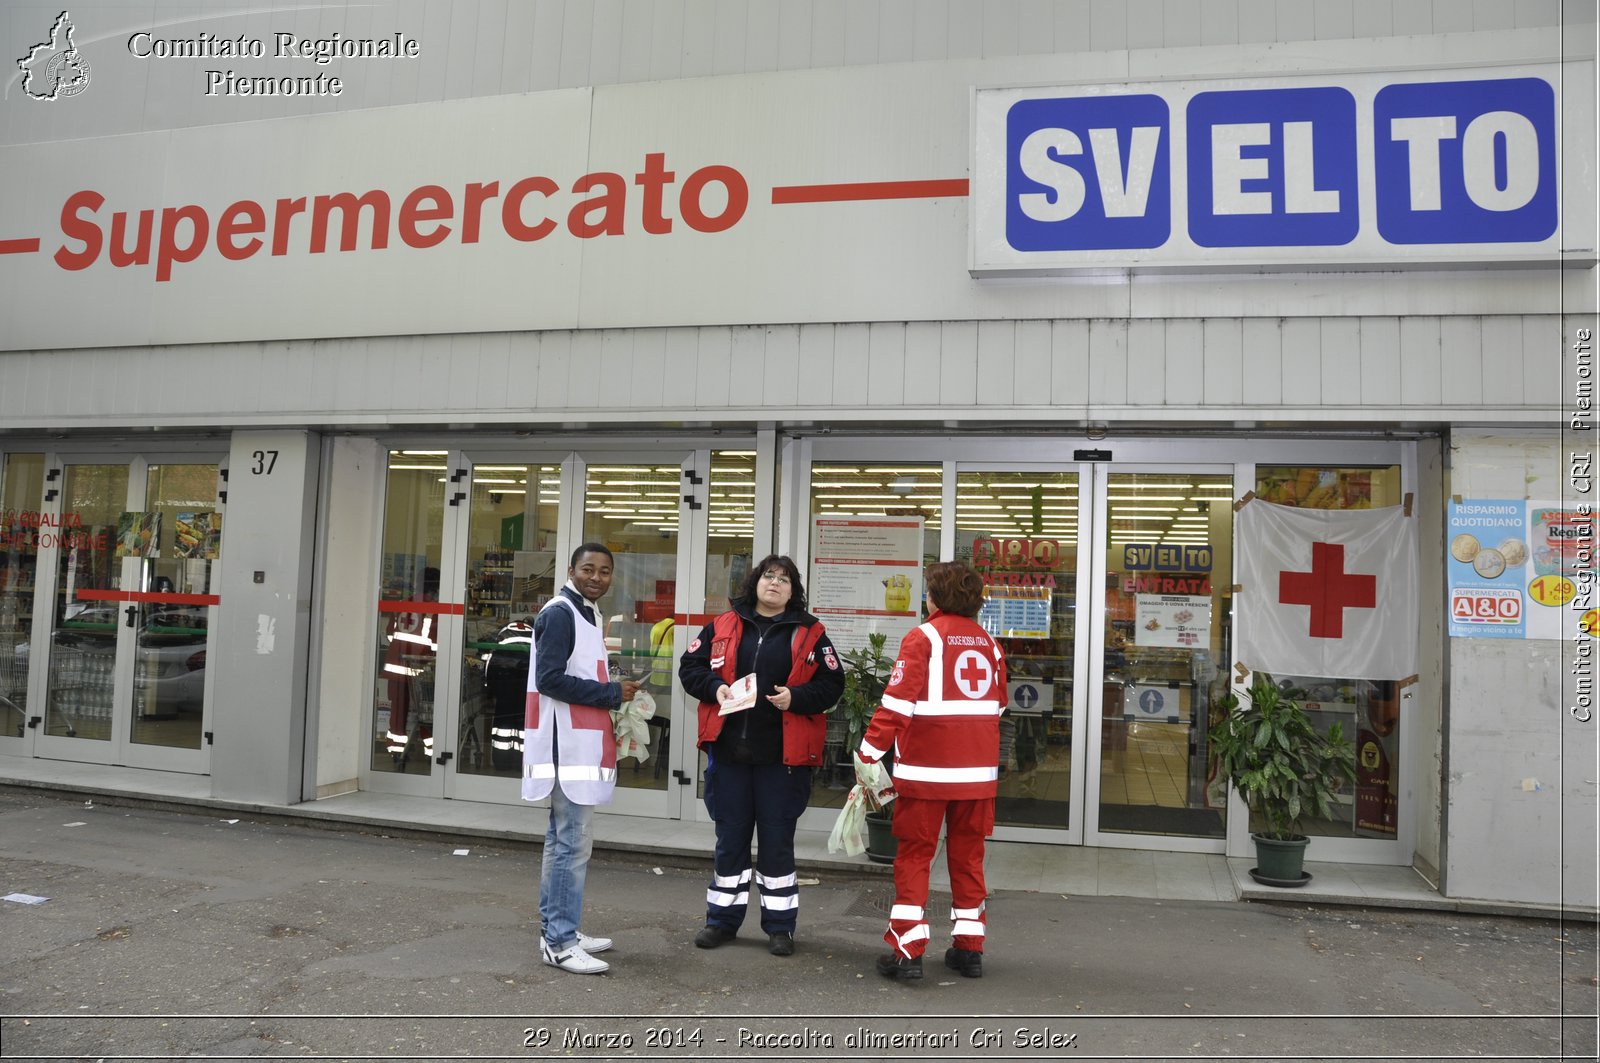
[211,431,320,804]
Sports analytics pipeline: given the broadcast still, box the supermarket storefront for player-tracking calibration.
[0,11,1591,908]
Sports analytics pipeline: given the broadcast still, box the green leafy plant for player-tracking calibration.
[1207,676,1357,841]
[834,632,894,756]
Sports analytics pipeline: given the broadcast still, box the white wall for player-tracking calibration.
[1443,427,1598,909]
[4,1,1583,147]
[0,314,1573,431]
[310,435,384,798]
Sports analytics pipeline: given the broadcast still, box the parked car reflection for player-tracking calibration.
[12,606,208,718]
[135,608,208,715]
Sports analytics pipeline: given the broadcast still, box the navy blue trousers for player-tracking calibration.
[702,755,812,934]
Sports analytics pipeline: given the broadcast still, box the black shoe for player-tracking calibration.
[875,953,923,981]
[694,925,737,949]
[944,947,983,978]
[768,933,794,956]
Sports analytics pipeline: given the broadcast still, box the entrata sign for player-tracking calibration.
[972,64,1565,273]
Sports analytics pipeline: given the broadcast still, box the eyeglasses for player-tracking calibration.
[760,572,791,584]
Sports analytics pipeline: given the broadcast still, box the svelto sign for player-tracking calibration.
[971,63,1572,274]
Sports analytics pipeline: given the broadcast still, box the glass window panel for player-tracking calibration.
[44,465,127,741]
[371,454,445,776]
[129,463,219,750]
[582,461,680,793]
[457,463,560,778]
[1250,464,1403,839]
[956,470,1079,830]
[1099,472,1233,839]
[691,450,761,798]
[805,461,943,812]
[1,454,45,737]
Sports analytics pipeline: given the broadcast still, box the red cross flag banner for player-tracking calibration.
[1237,500,1417,680]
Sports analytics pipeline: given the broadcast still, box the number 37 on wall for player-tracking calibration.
[251,450,278,475]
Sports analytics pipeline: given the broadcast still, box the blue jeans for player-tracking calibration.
[539,783,596,950]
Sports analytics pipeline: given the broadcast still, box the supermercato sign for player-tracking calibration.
[971,65,1566,273]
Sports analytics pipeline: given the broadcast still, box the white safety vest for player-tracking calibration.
[522,594,617,806]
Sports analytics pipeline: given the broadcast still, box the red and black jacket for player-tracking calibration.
[679,601,844,767]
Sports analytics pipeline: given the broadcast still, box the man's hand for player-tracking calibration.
[620,679,642,703]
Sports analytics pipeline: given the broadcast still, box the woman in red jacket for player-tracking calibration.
[858,560,1007,981]
[678,554,844,957]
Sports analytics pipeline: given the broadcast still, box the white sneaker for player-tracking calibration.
[538,926,614,954]
[541,938,610,975]
[576,931,613,954]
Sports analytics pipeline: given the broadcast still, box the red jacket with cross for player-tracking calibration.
[859,611,1008,799]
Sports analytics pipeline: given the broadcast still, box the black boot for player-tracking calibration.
[944,947,983,978]
[694,925,736,949]
[875,953,924,981]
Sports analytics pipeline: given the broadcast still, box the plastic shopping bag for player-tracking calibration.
[611,689,657,762]
[827,784,869,856]
[852,752,897,811]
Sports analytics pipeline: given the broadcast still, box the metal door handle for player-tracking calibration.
[125,606,138,628]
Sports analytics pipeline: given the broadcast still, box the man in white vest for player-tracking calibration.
[524,542,640,975]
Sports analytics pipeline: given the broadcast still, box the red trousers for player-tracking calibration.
[885,794,993,959]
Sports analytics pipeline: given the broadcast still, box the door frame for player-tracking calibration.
[790,434,1418,864]
[24,450,224,775]
[1081,460,1234,855]
[364,439,726,820]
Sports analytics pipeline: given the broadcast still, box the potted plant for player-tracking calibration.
[833,632,897,862]
[1207,675,1357,887]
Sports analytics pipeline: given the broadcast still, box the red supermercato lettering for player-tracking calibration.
[50,152,749,282]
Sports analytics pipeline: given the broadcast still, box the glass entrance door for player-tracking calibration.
[30,458,223,773]
[371,447,708,818]
[1086,467,1235,850]
[573,452,700,818]
[0,452,46,751]
[941,459,1234,851]
[955,468,1086,842]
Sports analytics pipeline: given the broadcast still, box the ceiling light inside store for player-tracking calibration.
[1107,494,1189,502]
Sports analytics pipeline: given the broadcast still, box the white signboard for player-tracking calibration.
[809,517,923,653]
[1,36,1588,351]
[1134,594,1212,649]
[973,64,1573,274]
[1006,678,1054,716]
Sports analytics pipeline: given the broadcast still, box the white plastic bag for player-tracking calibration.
[827,784,869,856]
[852,751,897,811]
[611,689,657,761]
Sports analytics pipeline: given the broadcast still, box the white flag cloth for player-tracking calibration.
[1236,501,1416,681]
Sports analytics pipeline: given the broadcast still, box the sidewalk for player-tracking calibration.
[0,753,1565,918]
[1,787,1595,1062]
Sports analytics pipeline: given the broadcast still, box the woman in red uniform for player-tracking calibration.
[858,560,1006,981]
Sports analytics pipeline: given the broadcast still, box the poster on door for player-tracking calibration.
[1447,500,1592,640]
[1134,594,1211,648]
[809,516,924,653]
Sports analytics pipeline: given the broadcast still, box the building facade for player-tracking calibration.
[0,0,1594,912]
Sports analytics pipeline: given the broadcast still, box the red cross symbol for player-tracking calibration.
[954,650,993,698]
[1279,541,1376,639]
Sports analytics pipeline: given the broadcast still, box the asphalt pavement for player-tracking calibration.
[0,787,1594,1062]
